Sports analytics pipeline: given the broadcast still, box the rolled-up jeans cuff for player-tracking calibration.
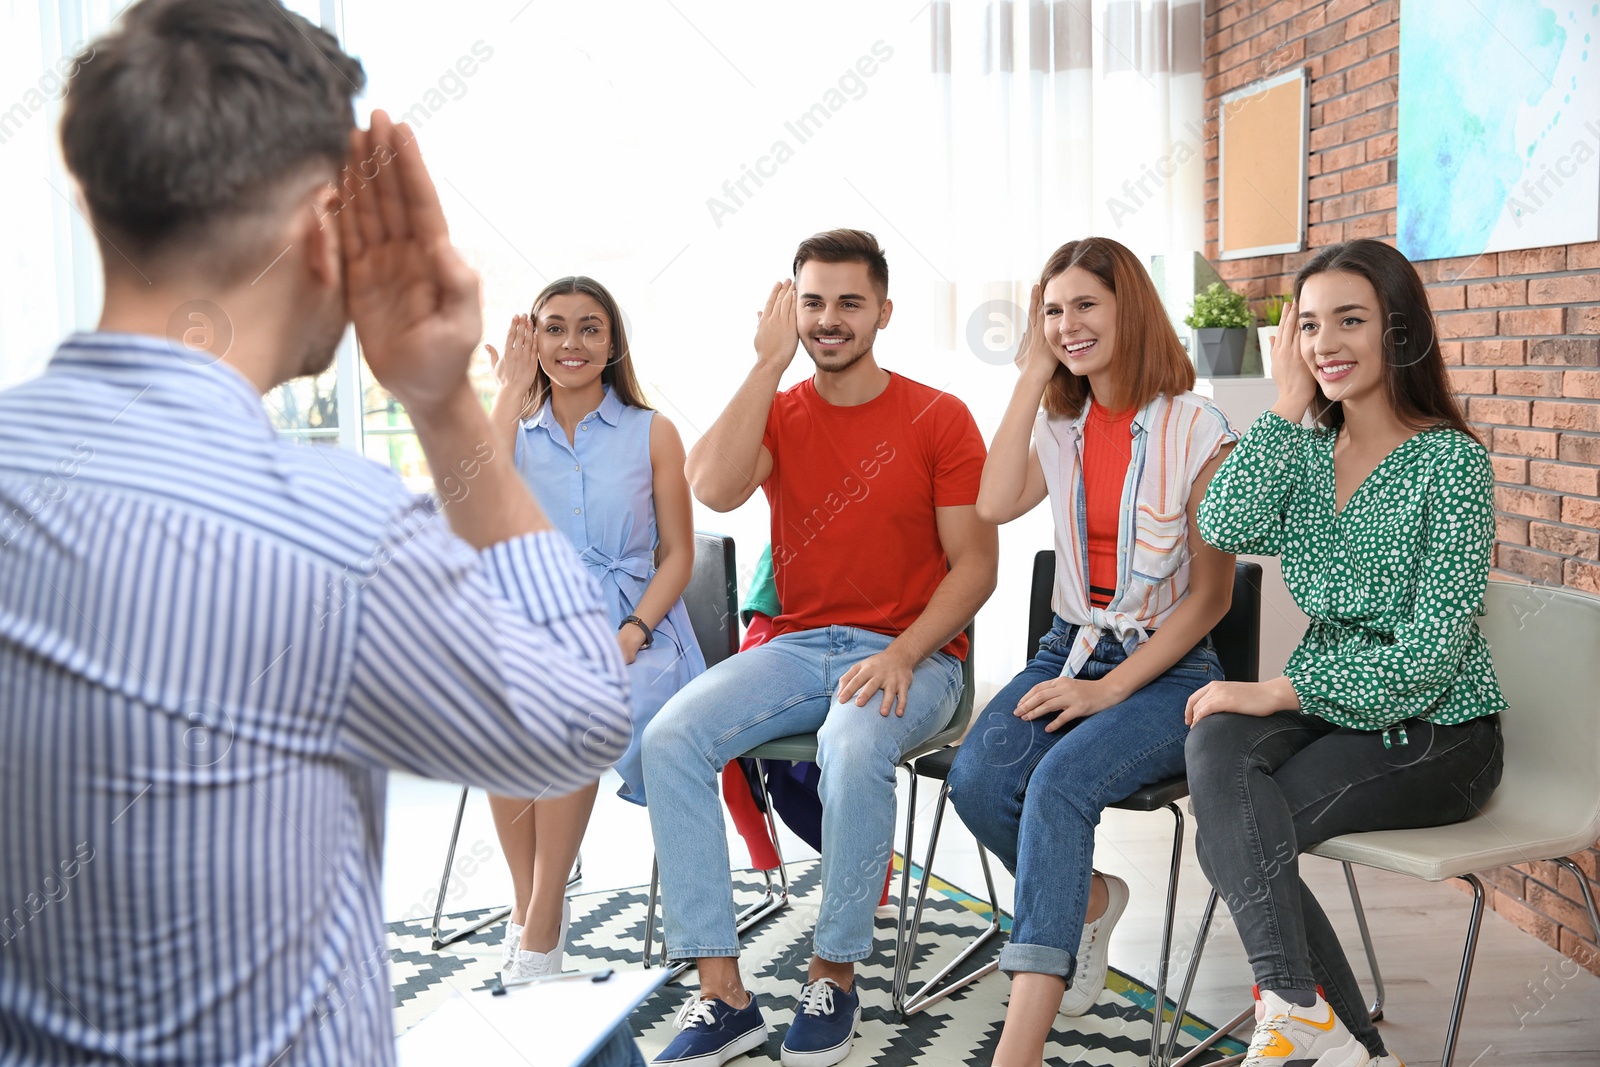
[666,946,740,962]
[999,940,1075,980]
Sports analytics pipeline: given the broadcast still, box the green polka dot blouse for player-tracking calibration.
[1198,411,1508,731]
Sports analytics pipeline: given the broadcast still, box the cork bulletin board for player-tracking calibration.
[1219,66,1309,259]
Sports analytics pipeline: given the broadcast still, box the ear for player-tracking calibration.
[877,297,893,330]
[301,183,343,291]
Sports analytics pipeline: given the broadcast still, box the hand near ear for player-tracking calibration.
[339,109,483,421]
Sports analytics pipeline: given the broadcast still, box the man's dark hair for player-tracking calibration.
[792,229,889,300]
[61,0,365,275]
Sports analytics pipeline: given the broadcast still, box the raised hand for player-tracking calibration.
[1016,282,1058,383]
[753,280,799,370]
[339,109,483,422]
[486,313,539,417]
[1268,299,1318,423]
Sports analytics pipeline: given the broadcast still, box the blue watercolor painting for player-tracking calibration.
[1398,0,1599,260]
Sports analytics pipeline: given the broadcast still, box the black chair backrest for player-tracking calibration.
[685,533,740,669]
[1026,550,1261,683]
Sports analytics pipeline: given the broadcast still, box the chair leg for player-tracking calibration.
[1439,873,1487,1067]
[1341,861,1385,1021]
[1552,856,1600,950]
[1165,888,1252,1067]
[430,785,511,950]
[734,762,790,937]
[1145,802,1185,1067]
[644,856,660,967]
[892,779,1002,1016]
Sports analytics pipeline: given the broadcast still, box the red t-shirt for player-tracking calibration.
[761,373,986,659]
[1082,401,1136,609]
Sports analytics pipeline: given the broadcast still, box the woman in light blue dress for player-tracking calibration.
[485,276,705,984]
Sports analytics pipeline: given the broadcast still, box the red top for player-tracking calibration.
[761,373,987,659]
[1082,401,1137,609]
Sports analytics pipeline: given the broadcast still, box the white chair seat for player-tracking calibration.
[1308,806,1600,883]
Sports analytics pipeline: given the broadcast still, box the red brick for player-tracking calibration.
[1436,311,1498,339]
[1367,22,1399,54]
[1569,559,1600,595]
[1499,308,1566,335]
[1497,517,1531,551]
[1340,160,1389,191]
[1368,131,1397,160]
[1310,71,1347,103]
[1495,369,1563,396]
[1530,522,1600,558]
[1567,372,1600,399]
[1495,484,1562,518]
[1560,436,1600,466]
[1469,397,1530,425]
[1529,338,1600,366]
[1529,463,1600,496]
[1309,173,1342,199]
[1440,341,1464,364]
[1462,338,1525,365]
[1308,222,1344,246]
[1500,544,1563,582]
[1448,368,1494,393]
[1363,185,1396,213]
[1344,1,1396,38]
[1562,496,1600,528]
[1434,254,1501,282]
[1491,455,1528,484]
[1570,307,1600,335]
[1310,143,1364,175]
[1498,247,1568,275]
[1344,213,1388,240]
[1529,274,1600,304]
[1533,401,1600,431]
[1559,927,1600,978]
[1568,242,1600,269]
[1467,280,1526,307]
[1494,428,1560,459]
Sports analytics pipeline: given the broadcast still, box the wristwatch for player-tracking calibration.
[620,615,654,648]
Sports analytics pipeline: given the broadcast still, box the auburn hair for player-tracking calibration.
[1038,237,1194,418]
[521,276,652,417]
[1292,240,1475,439]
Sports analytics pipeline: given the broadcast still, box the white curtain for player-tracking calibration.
[931,0,1206,357]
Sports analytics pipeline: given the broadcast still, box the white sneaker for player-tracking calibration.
[500,899,571,986]
[1369,1056,1405,1066]
[1059,872,1129,1017]
[501,921,523,971]
[1243,990,1370,1067]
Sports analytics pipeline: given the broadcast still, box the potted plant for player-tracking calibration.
[1184,282,1252,377]
[1255,293,1291,377]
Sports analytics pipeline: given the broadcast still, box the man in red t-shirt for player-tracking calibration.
[643,230,996,1067]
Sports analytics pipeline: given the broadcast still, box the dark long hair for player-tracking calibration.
[1293,240,1474,438]
[522,276,652,417]
[1037,237,1195,418]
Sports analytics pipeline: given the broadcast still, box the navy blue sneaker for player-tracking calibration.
[654,992,768,1066]
[780,979,860,1067]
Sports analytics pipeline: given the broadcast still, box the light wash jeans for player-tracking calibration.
[641,626,962,964]
[947,618,1220,979]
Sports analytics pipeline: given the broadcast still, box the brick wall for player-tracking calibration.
[1204,0,1600,975]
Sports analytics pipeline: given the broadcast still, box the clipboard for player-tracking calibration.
[397,968,670,1067]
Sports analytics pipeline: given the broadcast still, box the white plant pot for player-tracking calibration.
[1257,326,1277,378]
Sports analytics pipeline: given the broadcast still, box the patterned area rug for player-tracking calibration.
[389,859,1247,1066]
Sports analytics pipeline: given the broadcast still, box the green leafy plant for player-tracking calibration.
[1257,293,1291,326]
[1184,282,1252,329]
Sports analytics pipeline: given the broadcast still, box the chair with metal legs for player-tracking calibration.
[430,532,741,952]
[1166,580,1600,1067]
[642,622,979,977]
[891,552,1261,1064]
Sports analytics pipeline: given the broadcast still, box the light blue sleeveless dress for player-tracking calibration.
[512,385,706,806]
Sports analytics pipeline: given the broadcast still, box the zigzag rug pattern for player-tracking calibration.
[387,859,1246,1066]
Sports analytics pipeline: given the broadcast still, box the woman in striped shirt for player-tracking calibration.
[948,237,1238,1066]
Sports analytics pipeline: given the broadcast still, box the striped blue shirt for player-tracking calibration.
[0,334,632,1065]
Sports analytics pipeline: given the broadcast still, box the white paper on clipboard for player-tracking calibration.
[397,968,669,1067]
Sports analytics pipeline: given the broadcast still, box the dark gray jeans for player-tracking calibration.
[1185,710,1503,1057]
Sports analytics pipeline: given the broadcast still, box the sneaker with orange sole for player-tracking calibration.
[1242,989,1370,1067]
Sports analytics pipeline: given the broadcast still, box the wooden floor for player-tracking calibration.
[384,770,1600,1066]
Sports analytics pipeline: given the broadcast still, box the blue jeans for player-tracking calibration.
[947,618,1220,979]
[582,1026,646,1067]
[642,626,962,963]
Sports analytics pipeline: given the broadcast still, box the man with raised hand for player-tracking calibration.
[0,2,632,1064]
[644,229,998,1067]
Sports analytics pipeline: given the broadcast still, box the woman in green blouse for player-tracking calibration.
[1185,239,1506,1067]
